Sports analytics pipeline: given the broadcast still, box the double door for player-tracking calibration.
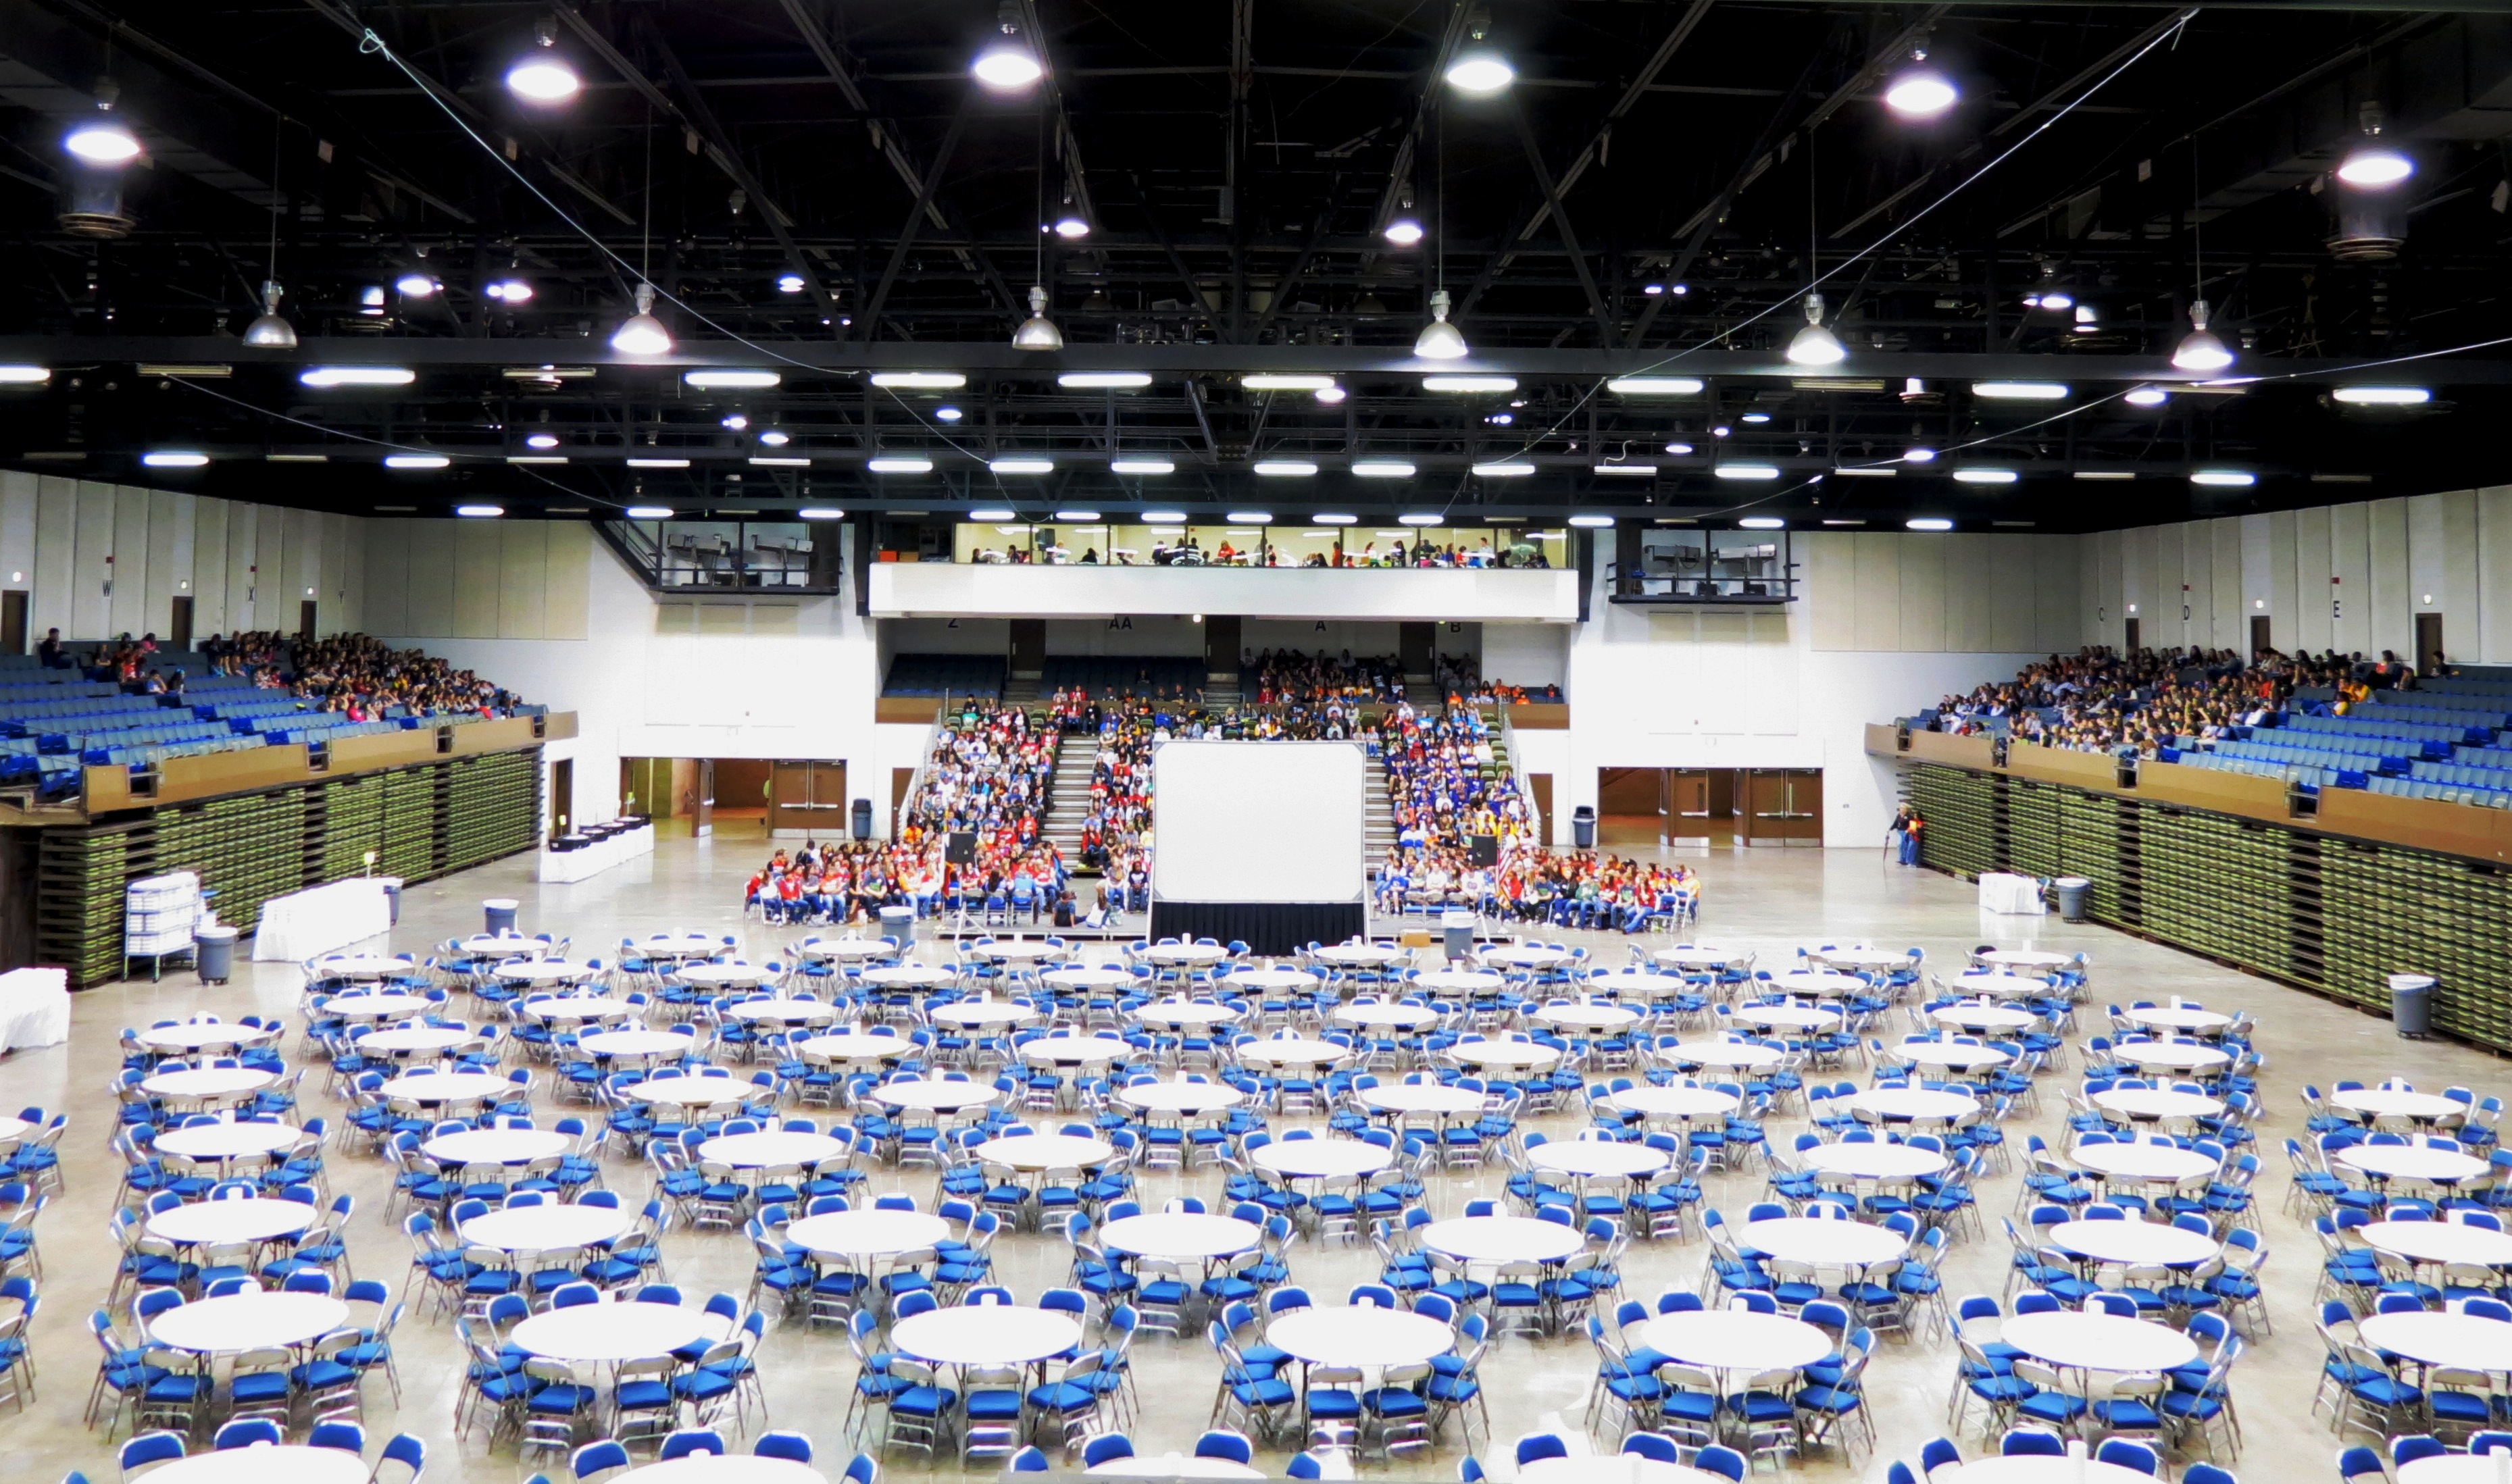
[1613,767,1824,846]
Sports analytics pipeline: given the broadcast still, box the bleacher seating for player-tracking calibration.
[1039,655,1205,694]
[881,653,1006,699]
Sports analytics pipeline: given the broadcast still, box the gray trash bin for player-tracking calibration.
[2054,877,2092,923]
[1572,806,1597,850]
[851,798,873,840]
[1442,909,1476,963]
[2390,973,2436,1039]
[380,877,403,926]
[195,925,238,985]
[880,904,917,942]
[484,898,520,935]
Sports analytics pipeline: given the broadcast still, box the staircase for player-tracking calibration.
[1040,736,1100,873]
[1365,766,1399,869]
[1002,675,1041,705]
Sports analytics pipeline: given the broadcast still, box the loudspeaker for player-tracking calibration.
[1468,834,1499,867]
[945,831,978,865]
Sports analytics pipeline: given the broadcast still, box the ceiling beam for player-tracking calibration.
[1367,1,1478,239]
[860,98,975,337]
[1503,0,1718,259]
[1509,100,1614,347]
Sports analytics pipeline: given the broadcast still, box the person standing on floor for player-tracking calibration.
[1888,804,1924,865]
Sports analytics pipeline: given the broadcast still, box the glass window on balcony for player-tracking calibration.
[632,519,836,589]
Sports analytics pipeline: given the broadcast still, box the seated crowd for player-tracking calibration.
[1924,644,2423,756]
[39,628,524,720]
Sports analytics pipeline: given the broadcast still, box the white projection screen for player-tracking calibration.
[1150,740,1367,903]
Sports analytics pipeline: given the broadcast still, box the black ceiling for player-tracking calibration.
[6,0,2512,530]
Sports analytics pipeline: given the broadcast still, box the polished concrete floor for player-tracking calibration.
[5,836,2497,1483]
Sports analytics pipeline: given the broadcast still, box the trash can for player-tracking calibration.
[2390,973,2436,1040]
[379,877,403,926]
[851,798,873,840]
[880,904,917,943]
[195,925,238,985]
[1572,806,1597,850]
[2054,877,2092,923]
[1442,909,1477,963]
[484,898,520,936]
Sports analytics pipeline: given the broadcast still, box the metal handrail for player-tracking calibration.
[893,694,945,838]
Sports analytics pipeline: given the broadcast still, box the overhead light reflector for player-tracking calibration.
[1053,509,1100,522]
[1224,511,1274,523]
[1142,511,1187,523]
[626,457,690,469]
[1315,513,1357,525]
[455,504,505,517]
[1399,513,1445,526]
[968,509,1018,521]
[1445,51,1515,93]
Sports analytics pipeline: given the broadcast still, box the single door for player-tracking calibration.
[0,590,24,655]
[168,594,193,650]
[1528,773,1553,847]
[1008,619,1047,677]
[1399,622,1436,678]
[550,758,574,838]
[1667,770,1714,844]
[2122,616,2140,653]
[892,767,915,834]
[298,599,319,642]
[692,759,715,838]
[2250,613,2272,659]
[2417,612,2446,675]
[1705,769,1737,846]
[1204,615,1242,680]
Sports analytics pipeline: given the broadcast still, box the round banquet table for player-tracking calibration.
[1519,1459,1727,1484]
[1530,1002,1644,1031]
[376,1071,512,1104]
[1043,968,1136,992]
[510,1301,726,1363]
[356,1025,474,1055]
[638,935,731,963]
[784,1209,951,1262]
[2049,1220,2220,1266]
[2363,1221,2512,1268]
[311,954,413,980]
[2358,1310,2512,1371]
[1590,971,1692,998]
[891,1304,1084,1366]
[1232,1038,1349,1068]
[1100,1212,1261,1261]
[1265,1306,1454,1367]
[2332,1088,2467,1121]
[1978,950,2074,970]
[0,1117,25,1144]
[2119,1004,2234,1033]
[1736,1217,1911,1266]
[460,1204,636,1251]
[1220,968,1319,992]
[1724,1004,1840,1031]
[1022,1038,1129,1067]
[324,994,434,1021]
[1951,1461,2159,1484]
[2396,1460,2512,1484]
[151,1292,348,1352]
[136,1022,274,1053]
[676,963,780,991]
[1332,1004,1440,1031]
[861,965,959,990]
[1131,1000,1244,1029]
[1637,1309,1832,1373]
[518,997,636,1026]
[1142,944,1230,967]
[148,1198,318,1245]
[1764,971,1867,997]
[970,939,1061,963]
[1115,1081,1245,1115]
[1527,1141,1669,1179]
[1896,1041,2013,1071]
[2337,1145,2491,1183]
[1447,1040,1563,1073]
[1088,1457,1263,1481]
[793,938,893,962]
[1359,1085,1486,1118]
[868,1081,1001,1114]
[1800,1142,1949,1180]
[1656,1040,1785,1070]
[1414,971,1505,994]
[1249,1140,1395,1180]
[1928,1004,2041,1032]
[797,1031,913,1062]
[1480,945,1569,969]
[1846,1088,1978,1123]
[143,1067,278,1100]
[578,1029,696,1058]
[2071,1142,2221,1183]
[2090,1088,2225,1121]
[145,1445,374,1484]
[979,1133,1115,1171]
[1607,1086,1739,1121]
[1810,948,1911,971]
[1656,947,1747,970]
[1999,1310,2199,1372]
[153,1123,305,1161]
[424,1127,572,1164]
[1947,975,2058,999]
[929,1000,1043,1028]
[460,935,547,958]
[724,1000,837,1026]
[1418,1216,1584,1264]
[620,1458,825,1484]
[1309,943,1405,968]
[497,961,605,988]
[697,1131,844,1169]
[628,1077,752,1108]
[2106,1042,2230,1072]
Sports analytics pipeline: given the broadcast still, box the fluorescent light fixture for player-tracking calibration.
[0,366,50,384]
[798,508,844,519]
[1833,467,1897,478]
[2332,386,2430,405]
[1953,468,2017,484]
[507,456,568,465]
[2190,469,2256,486]
[624,505,673,519]
[968,509,1018,521]
[1738,517,1786,530]
[1973,381,2069,401]
[2074,471,2136,481]
[142,451,208,467]
[1822,519,1867,526]
[266,454,328,463]
[1592,463,1658,476]
[867,457,934,474]
[1057,372,1152,389]
[1242,374,1337,391]
[384,454,450,469]
[1715,464,1781,481]
[1905,517,1955,532]
[1351,460,1416,478]
[2124,385,2170,407]
[626,457,690,469]
[1224,511,1274,523]
[1254,460,1318,477]
[684,370,780,389]
[1471,461,1535,478]
[455,504,504,517]
[871,372,967,389]
[1422,375,1517,393]
[749,457,811,467]
[1053,509,1101,522]
[1568,515,1615,528]
[989,457,1055,475]
[1142,511,1187,523]
[1606,376,1705,395]
[299,366,414,387]
[1110,459,1175,476]
[1399,514,1445,526]
[1315,513,1357,525]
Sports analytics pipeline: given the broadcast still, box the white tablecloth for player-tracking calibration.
[538,820,656,883]
[1978,873,2046,915]
[251,879,394,961]
[0,968,70,1051]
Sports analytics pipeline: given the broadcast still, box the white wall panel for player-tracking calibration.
[71,482,114,640]
[2482,489,2512,663]
[2210,518,2243,650]
[143,490,182,640]
[2330,502,2371,655]
[193,498,229,636]
[1851,534,1900,650]
[2367,498,2411,658]
[0,472,35,625]
[2442,490,2481,664]
[31,477,74,640]
[224,501,259,634]
[1896,534,1946,652]
[2290,507,2329,652]
[544,523,590,639]
[107,485,149,636]
[1942,534,1991,653]
[1806,532,1855,650]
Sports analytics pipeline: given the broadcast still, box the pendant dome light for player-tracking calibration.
[1882,48,1958,119]
[243,282,297,349]
[973,2,1045,92]
[505,20,582,105]
[63,80,142,165]
[2171,300,2233,371]
[1786,292,1846,365]
[1013,285,1064,349]
[611,283,672,356]
[1413,289,1468,359]
[2336,101,2413,189]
